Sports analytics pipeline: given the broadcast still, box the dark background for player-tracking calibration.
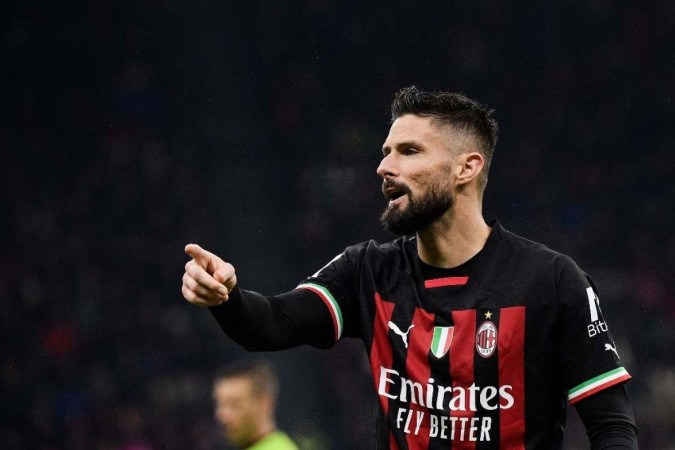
[2,1,673,448]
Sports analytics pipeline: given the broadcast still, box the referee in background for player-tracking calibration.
[213,360,298,450]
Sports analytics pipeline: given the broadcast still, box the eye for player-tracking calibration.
[402,147,418,156]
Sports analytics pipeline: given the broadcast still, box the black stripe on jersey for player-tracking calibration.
[474,308,500,448]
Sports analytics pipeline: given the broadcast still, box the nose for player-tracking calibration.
[376,152,397,178]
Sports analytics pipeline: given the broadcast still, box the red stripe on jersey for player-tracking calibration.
[450,309,477,449]
[424,276,469,288]
[404,307,435,450]
[370,292,396,418]
[498,306,526,450]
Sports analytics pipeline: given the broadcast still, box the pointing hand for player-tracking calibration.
[182,244,237,307]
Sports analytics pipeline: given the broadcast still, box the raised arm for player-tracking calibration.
[181,244,336,351]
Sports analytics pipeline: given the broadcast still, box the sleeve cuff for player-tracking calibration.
[208,286,242,314]
[568,367,632,404]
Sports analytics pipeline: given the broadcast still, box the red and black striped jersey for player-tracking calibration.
[296,221,631,449]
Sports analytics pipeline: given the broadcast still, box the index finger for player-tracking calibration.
[185,243,208,262]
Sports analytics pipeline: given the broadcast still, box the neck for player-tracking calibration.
[416,197,490,268]
[248,422,277,447]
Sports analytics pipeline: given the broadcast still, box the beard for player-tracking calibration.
[380,180,453,235]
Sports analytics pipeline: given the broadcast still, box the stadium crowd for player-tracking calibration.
[2,1,673,448]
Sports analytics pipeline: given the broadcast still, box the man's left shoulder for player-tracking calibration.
[497,223,567,268]
[495,225,596,296]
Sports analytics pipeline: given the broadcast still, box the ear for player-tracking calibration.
[260,394,276,416]
[454,152,485,187]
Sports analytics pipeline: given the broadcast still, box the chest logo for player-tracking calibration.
[430,326,455,358]
[388,321,414,348]
[476,321,498,358]
[605,343,619,358]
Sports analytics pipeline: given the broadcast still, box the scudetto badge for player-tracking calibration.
[476,321,497,358]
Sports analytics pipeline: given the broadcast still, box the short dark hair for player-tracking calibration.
[214,360,279,398]
[391,86,498,191]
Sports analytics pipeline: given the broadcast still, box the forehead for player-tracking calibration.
[383,114,450,151]
[214,377,255,399]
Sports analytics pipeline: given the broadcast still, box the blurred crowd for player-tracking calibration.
[2,1,673,448]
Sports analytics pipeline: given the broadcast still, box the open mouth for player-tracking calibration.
[386,189,405,201]
[382,182,409,203]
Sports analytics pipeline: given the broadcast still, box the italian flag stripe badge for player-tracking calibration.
[297,282,343,341]
[430,326,454,358]
[568,367,631,404]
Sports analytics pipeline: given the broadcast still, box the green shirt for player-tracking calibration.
[247,431,298,450]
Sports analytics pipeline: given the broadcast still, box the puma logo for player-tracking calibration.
[605,343,619,358]
[388,321,414,348]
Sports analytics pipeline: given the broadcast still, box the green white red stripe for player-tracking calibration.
[568,367,631,404]
[297,282,343,341]
[430,326,454,358]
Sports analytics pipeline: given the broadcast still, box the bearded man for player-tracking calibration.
[181,87,637,449]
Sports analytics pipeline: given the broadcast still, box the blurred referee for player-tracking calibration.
[213,360,298,450]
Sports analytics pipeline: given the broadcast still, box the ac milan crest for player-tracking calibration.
[476,321,497,358]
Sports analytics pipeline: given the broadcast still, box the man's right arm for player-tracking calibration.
[208,287,335,350]
[181,244,336,351]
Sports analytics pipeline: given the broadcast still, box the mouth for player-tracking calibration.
[382,182,409,205]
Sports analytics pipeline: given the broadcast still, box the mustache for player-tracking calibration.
[382,180,412,196]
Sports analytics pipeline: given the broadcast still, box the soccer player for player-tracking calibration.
[182,87,638,448]
[213,360,298,450]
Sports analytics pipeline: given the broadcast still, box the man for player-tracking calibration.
[182,87,638,448]
[213,360,298,450]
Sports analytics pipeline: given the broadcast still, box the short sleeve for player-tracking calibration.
[554,255,631,404]
[296,244,363,342]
